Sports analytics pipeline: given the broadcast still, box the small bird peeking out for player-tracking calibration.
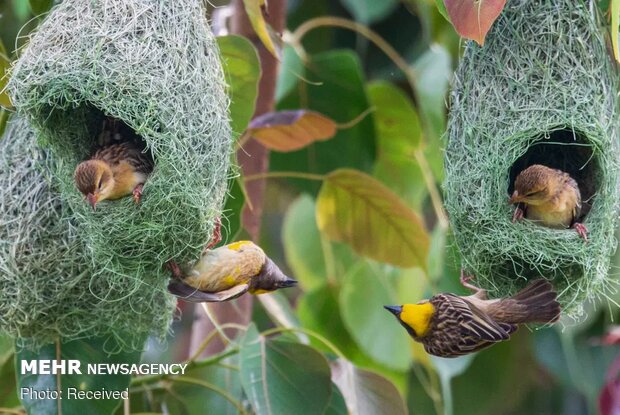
[167,241,298,303]
[509,164,588,241]
[74,138,154,210]
[384,271,560,358]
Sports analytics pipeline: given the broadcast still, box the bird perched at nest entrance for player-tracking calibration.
[384,272,560,358]
[166,238,298,303]
[509,164,588,241]
[74,118,153,210]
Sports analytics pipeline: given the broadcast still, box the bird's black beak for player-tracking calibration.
[384,305,402,316]
[279,278,298,288]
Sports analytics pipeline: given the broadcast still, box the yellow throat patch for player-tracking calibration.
[400,302,435,338]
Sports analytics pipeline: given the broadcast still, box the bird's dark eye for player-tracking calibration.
[526,190,542,197]
[97,181,103,190]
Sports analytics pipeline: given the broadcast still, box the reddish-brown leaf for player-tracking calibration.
[248,110,337,152]
[444,0,506,45]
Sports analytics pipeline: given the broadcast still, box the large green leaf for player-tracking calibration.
[325,383,348,415]
[239,325,332,415]
[217,35,261,140]
[163,354,244,415]
[339,261,412,371]
[367,81,422,149]
[339,0,399,24]
[241,0,280,58]
[413,45,452,146]
[221,177,245,244]
[316,169,429,269]
[0,334,18,408]
[16,337,142,415]
[368,81,427,209]
[331,358,407,415]
[275,45,303,103]
[271,50,376,192]
[282,194,327,290]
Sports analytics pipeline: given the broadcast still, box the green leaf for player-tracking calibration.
[241,0,280,58]
[275,45,304,103]
[282,194,327,290]
[239,324,332,415]
[413,45,452,144]
[29,0,53,15]
[612,0,620,62]
[368,80,427,209]
[367,81,422,149]
[340,0,399,24]
[271,50,376,192]
[16,337,142,415]
[325,383,348,415]
[217,35,261,140]
[164,354,244,415]
[339,261,412,371]
[249,110,337,152]
[316,169,429,269]
[298,284,360,358]
[435,0,451,21]
[331,358,407,415]
[444,0,507,45]
[0,334,18,407]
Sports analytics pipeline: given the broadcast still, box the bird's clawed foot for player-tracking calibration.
[512,206,524,223]
[132,184,144,205]
[204,217,222,251]
[165,260,183,280]
[572,222,588,242]
[460,269,486,297]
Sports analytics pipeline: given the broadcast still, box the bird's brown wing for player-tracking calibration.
[92,142,154,175]
[566,176,582,223]
[425,294,516,357]
[168,280,249,303]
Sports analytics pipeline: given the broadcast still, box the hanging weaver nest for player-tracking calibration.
[2,0,232,348]
[444,0,619,317]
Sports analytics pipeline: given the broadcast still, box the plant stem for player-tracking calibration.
[261,326,346,358]
[439,374,453,415]
[130,348,239,387]
[244,171,325,182]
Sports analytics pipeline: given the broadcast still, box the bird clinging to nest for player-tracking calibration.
[509,164,588,241]
[74,117,153,210]
[166,239,298,303]
[384,272,560,358]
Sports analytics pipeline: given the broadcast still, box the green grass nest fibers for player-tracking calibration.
[1,0,232,349]
[444,0,620,317]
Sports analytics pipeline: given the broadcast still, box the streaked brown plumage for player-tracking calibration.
[384,273,560,358]
[74,141,153,209]
[509,164,587,241]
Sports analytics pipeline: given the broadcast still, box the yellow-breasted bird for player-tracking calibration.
[384,272,560,358]
[509,164,587,241]
[74,140,153,210]
[166,240,298,302]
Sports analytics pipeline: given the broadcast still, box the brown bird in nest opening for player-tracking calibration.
[509,164,588,241]
[74,117,154,210]
[385,271,560,358]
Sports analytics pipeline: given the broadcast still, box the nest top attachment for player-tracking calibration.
[445,0,619,316]
[2,0,232,347]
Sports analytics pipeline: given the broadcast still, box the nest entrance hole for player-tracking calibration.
[41,104,152,167]
[508,128,600,219]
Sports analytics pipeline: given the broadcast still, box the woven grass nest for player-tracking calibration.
[444,0,620,317]
[1,0,232,348]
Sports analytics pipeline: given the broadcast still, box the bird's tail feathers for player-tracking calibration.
[492,279,560,324]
